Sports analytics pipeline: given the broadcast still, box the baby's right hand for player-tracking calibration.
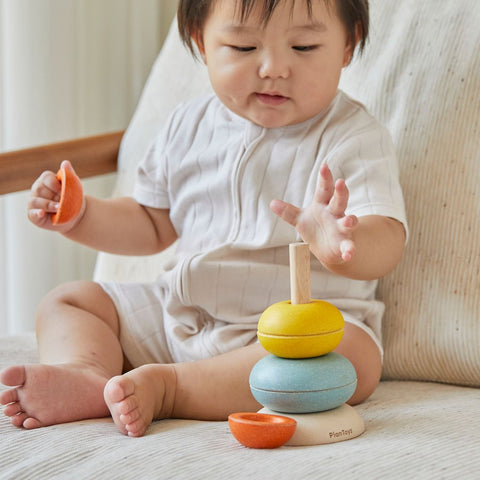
[27,160,83,231]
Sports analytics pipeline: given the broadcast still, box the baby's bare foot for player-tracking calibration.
[0,363,110,429]
[104,364,176,437]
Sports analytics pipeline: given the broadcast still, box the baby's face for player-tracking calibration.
[196,0,353,128]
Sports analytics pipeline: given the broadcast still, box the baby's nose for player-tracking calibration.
[258,49,290,79]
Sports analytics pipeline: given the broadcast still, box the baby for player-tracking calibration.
[1,0,407,437]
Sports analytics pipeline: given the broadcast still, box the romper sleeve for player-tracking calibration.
[133,104,185,209]
[324,118,409,241]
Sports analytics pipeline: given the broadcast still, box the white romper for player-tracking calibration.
[100,91,408,367]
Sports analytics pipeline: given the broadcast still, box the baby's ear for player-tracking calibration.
[344,23,362,66]
[192,32,207,64]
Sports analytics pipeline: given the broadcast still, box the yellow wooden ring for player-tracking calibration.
[257,300,344,358]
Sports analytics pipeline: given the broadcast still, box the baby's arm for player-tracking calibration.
[28,161,178,255]
[63,197,177,255]
[270,164,406,281]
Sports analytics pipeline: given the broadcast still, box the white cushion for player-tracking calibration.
[1,334,479,477]
[339,0,480,386]
[95,0,480,387]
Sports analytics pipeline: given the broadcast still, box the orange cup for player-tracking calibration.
[228,412,297,449]
[51,166,83,225]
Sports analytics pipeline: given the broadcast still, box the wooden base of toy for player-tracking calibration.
[259,404,365,446]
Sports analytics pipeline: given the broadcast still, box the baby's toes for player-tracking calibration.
[10,411,29,428]
[23,416,44,429]
[104,375,135,405]
[0,388,19,406]
[120,406,141,426]
[117,394,139,416]
[125,415,149,438]
[3,401,23,417]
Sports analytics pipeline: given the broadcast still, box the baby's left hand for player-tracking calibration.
[270,164,358,267]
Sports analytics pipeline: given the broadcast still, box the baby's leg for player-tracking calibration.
[105,323,381,437]
[104,343,268,437]
[0,281,123,429]
[335,322,383,405]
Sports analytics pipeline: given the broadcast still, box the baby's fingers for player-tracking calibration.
[340,239,356,263]
[31,170,61,198]
[338,214,358,232]
[27,198,59,226]
[336,216,357,262]
[270,199,301,226]
[328,179,349,217]
[27,208,47,225]
[28,196,60,215]
[314,164,334,205]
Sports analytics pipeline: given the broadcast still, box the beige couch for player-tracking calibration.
[1,1,479,478]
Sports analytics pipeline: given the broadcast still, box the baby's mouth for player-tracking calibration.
[256,93,289,106]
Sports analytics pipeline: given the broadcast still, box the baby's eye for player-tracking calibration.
[292,45,319,52]
[230,45,256,52]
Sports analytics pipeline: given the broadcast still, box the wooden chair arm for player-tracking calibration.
[0,130,124,195]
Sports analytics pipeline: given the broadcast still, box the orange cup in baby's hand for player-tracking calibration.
[51,164,84,225]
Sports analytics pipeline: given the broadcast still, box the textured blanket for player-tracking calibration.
[1,334,479,479]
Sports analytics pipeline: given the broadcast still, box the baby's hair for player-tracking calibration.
[178,0,369,58]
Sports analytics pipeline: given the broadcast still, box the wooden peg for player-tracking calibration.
[289,242,311,305]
